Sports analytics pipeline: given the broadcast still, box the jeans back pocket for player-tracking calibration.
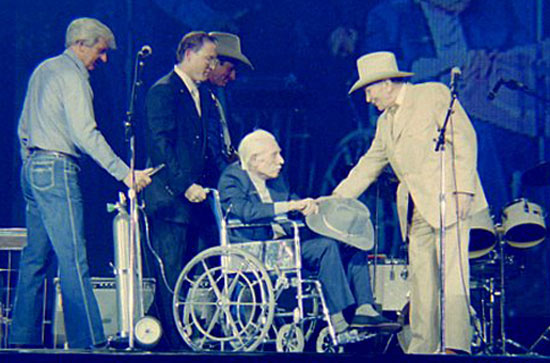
[30,160,55,191]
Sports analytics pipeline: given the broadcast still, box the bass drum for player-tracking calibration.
[501,199,546,248]
[397,302,482,353]
[469,209,497,259]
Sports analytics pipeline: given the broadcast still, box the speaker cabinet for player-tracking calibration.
[370,263,409,312]
[52,277,154,347]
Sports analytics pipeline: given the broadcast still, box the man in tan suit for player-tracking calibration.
[332,51,487,354]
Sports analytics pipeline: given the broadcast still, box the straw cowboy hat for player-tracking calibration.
[348,51,414,94]
[306,198,374,251]
[209,31,253,69]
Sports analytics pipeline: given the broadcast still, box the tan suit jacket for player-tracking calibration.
[334,82,487,239]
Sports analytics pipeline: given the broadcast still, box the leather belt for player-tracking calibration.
[29,148,78,163]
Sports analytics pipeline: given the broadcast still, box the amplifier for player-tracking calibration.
[52,277,155,347]
[370,263,409,312]
[0,228,26,250]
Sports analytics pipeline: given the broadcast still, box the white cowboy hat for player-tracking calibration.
[209,31,254,69]
[306,198,374,251]
[348,51,413,94]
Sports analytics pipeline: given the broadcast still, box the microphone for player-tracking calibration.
[450,67,461,91]
[487,78,504,100]
[505,79,527,91]
[138,45,152,58]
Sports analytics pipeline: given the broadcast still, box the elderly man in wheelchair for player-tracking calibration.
[216,130,400,341]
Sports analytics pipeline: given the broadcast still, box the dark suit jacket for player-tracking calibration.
[218,162,297,242]
[144,70,211,223]
[201,84,237,180]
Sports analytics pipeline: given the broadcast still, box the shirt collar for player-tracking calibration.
[247,170,268,190]
[64,48,89,80]
[174,65,199,96]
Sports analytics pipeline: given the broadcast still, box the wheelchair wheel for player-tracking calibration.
[270,280,320,344]
[173,246,275,351]
[316,327,344,353]
[275,324,305,352]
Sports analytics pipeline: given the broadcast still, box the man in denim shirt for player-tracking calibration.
[11,17,153,349]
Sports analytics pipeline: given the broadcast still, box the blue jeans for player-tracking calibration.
[9,152,105,348]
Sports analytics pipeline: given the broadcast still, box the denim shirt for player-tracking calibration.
[18,48,129,181]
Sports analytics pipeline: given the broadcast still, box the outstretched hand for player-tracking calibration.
[291,198,319,216]
[315,194,342,203]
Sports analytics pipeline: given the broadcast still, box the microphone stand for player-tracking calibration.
[498,79,550,105]
[499,79,550,164]
[434,80,459,354]
[122,50,147,350]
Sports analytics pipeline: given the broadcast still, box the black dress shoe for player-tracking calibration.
[350,314,401,332]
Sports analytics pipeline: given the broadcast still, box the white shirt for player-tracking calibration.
[386,83,409,139]
[174,65,201,117]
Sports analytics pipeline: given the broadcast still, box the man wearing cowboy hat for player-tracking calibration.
[202,32,253,185]
[218,129,400,336]
[331,51,487,354]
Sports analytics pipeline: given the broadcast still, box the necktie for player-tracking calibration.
[191,88,201,117]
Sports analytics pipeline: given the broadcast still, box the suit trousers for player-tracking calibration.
[407,207,471,354]
[301,236,374,314]
[146,219,189,350]
[146,205,218,350]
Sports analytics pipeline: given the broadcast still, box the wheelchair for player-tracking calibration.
[171,189,376,352]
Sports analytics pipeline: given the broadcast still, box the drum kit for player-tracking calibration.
[387,197,547,355]
[467,199,544,354]
[470,199,546,259]
[466,162,550,355]
[369,162,550,355]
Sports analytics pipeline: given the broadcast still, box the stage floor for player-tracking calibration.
[3,317,550,362]
[1,349,549,363]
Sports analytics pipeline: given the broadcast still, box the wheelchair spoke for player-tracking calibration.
[201,259,225,300]
[221,300,243,339]
[201,304,224,340]
[224,270,242,301]
[184,274,195,285]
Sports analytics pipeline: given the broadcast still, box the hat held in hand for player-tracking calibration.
[306,198,374,251]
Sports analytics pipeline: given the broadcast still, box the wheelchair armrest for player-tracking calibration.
[274,217,305,229]
[227,217,304,229]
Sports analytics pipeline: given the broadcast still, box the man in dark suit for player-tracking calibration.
[144,31,218,350]
[218,129,400,336]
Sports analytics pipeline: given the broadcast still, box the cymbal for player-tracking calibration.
[522,161,550,186]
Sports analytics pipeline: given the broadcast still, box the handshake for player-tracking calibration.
[288,195,341,216]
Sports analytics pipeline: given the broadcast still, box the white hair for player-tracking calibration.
[65,17,116,49]
[238,129,277,171]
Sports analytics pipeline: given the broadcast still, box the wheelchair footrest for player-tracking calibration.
[336,329,377,345]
